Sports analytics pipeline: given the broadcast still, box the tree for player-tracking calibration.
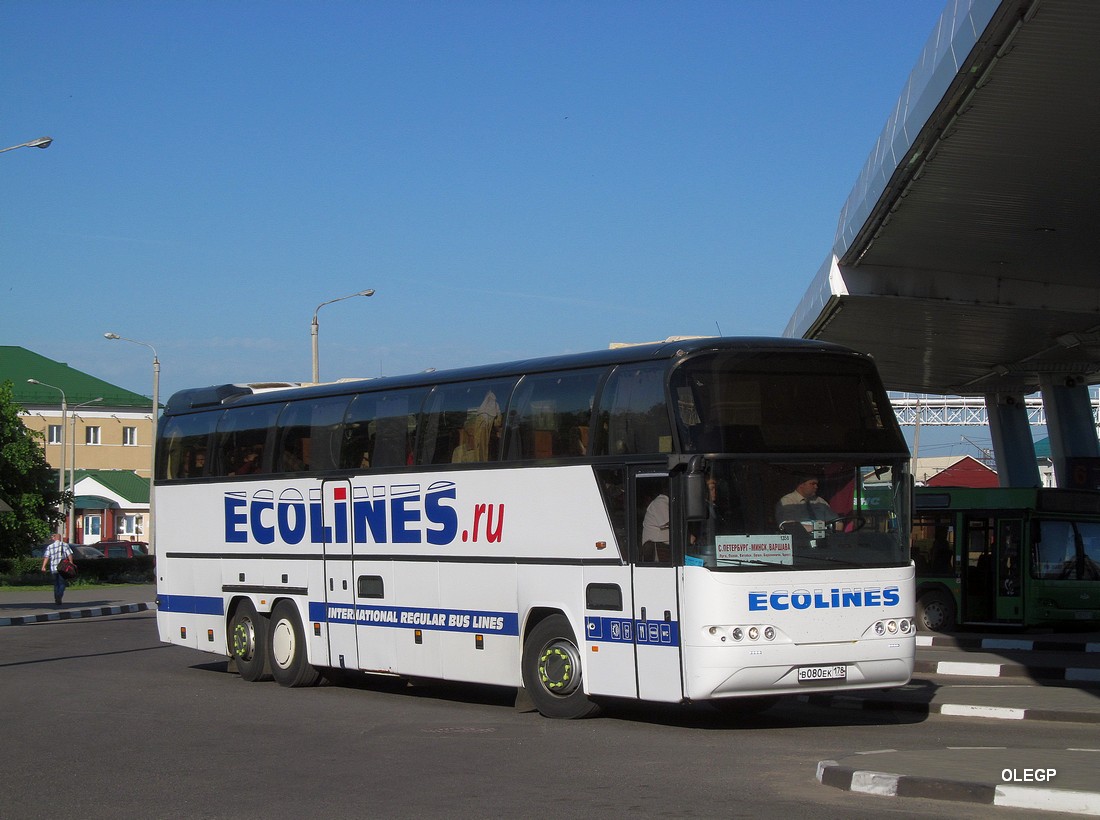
[0,380,65,557]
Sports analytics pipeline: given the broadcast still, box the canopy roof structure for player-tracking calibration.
[786,0,1100,399]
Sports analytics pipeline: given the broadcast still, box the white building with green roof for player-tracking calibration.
[3,346,155,544]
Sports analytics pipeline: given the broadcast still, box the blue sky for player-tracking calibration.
[5,1,989,456]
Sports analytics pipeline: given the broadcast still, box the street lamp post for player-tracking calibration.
[27,378,67,534]
[311,288,375,383]
[0,136,53,154]
[69,397,103,541]
[104,333,160,554]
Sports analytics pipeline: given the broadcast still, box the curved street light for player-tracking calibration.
[27,378,67,531]
[311,288,375,383]
[104,333,160,554]
[0,136,53,154]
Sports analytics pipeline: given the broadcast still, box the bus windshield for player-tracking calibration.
[671,350,899,454]
[686,458,909,571]
[1034,520,1100,580]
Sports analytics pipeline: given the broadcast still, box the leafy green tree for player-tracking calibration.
[0,380,66,557]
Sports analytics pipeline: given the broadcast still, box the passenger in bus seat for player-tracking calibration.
[452,419,479,463]
[230,446,262,475]
[281,442,306,471]
[930,527,953,574]
[472,390,502,460]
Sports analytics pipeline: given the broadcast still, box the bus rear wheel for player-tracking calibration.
[268,601,321,688]
[917,589,957,632]
[229,600,270,681]
[521,615,600,719]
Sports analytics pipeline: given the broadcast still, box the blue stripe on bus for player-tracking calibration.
[585,615,680,647]
[159,594,225,616]
[308,601,520,636]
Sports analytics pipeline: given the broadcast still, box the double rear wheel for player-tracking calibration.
[229,599,319,687]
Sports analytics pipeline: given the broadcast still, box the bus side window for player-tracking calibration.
[417,379,516,466]
[213,405,279,477]
[157,410,221,480]
[911,513,954,576]
[503,369,600,460]
[341,389,427,470]
[275,396,349,473]
[595,363,672,456]
[594,466,626,558]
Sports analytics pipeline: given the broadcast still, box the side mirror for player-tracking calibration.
[684,455,708,521]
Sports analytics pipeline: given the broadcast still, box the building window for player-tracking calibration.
[84,514,102,537]
[86,426,101,445]
[117,514,141,537]
[123,426,138,446]
[48,425,62,445]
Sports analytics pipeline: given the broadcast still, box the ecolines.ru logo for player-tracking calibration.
[748,586,901,612]
[223,481,505,546]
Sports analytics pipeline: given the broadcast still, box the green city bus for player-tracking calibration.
[912,487,1100,631]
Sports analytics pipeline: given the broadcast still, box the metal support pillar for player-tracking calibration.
[985,392,1040,488]
[1039,375,1100,489]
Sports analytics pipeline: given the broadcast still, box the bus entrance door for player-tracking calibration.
[322,480,359,671]
[631,471,684,703]
[995,518,1024,622]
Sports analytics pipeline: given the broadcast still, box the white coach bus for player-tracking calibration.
[154,337,914,718]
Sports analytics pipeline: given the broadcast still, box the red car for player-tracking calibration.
[94,540,150,558]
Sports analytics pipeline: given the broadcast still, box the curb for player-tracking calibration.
[0,602,156,627]
[817,759,1100,815]
[798,692,1100,725]
[914,658,1100,684]
[916,634,1100,654]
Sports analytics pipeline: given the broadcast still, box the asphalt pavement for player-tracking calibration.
[3,583,1098,815]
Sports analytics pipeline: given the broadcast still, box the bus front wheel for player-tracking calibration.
[521,615,600,719]
[916,589,957,632]
[229,600,270,681]
[268,601,321,688]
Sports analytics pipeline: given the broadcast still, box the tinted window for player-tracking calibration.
[157,410,222,480]
[213,404,280,477]
[669,351,904,454]
[595,363,671,456]
[275,396,351,472]
[503,369,601,460]
[341,388,427,470]
[418,379,517,466]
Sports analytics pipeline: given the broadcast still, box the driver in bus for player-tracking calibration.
[775,475,838,531]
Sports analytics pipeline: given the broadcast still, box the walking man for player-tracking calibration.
[41,532,74,606]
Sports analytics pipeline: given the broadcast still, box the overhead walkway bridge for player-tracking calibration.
[785,0,1100,489]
